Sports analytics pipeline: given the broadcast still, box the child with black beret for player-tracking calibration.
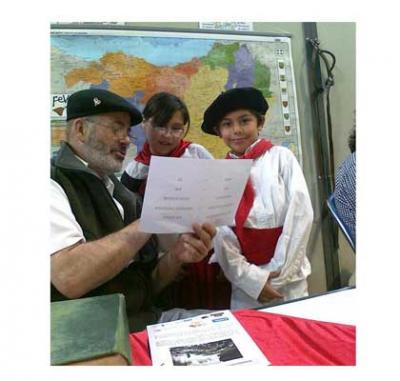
[202,87,314,309]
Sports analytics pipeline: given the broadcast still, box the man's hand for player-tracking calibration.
[151,223,216,293]
[257,270,283,304]
[172,223,216,264]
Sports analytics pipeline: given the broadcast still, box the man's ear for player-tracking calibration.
[72,118,88,143]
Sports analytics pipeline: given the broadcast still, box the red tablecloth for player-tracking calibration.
[129,309,356,366]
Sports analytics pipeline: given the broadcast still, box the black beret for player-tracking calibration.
[201,87,269,135]
[66,88,143,126]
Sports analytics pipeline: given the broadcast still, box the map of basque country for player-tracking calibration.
[51,32,301,163]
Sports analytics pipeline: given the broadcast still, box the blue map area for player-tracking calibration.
[51,35,215,65]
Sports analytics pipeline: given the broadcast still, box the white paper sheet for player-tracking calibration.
[147,310,270,366]
[139,157,252,233]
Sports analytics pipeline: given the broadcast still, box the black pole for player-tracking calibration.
[303,22,341,290]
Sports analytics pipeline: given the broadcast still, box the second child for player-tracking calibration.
[201,87,314,309]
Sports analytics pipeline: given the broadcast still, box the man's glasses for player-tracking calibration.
[84,117,131,138]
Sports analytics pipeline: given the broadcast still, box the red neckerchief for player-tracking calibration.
[135,140,192,166]
[134,140,192,196]
[226,139,274,246]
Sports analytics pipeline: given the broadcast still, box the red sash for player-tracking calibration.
[235,226,283,265]
[134,140,192,196]
[226,139,283,265]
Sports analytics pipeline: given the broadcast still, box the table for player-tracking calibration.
[261,286,356,325]
[129,287,356,366]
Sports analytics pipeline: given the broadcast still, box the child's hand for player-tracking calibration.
[257,271,283,304]
[269,270,281,279]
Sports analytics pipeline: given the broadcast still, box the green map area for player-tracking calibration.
[51,30,301,162]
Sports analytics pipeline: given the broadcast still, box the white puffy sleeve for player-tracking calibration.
[268,149,313,289]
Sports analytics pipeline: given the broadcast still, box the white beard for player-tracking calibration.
[83,132,123,176]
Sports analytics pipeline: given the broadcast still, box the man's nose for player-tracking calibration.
[120,133,131,145]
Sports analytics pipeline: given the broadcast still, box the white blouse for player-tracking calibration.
[212,144,313,309]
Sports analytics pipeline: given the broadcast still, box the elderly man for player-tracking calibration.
[51,89,215,331]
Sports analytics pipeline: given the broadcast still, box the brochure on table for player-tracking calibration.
[147,310,270,366]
